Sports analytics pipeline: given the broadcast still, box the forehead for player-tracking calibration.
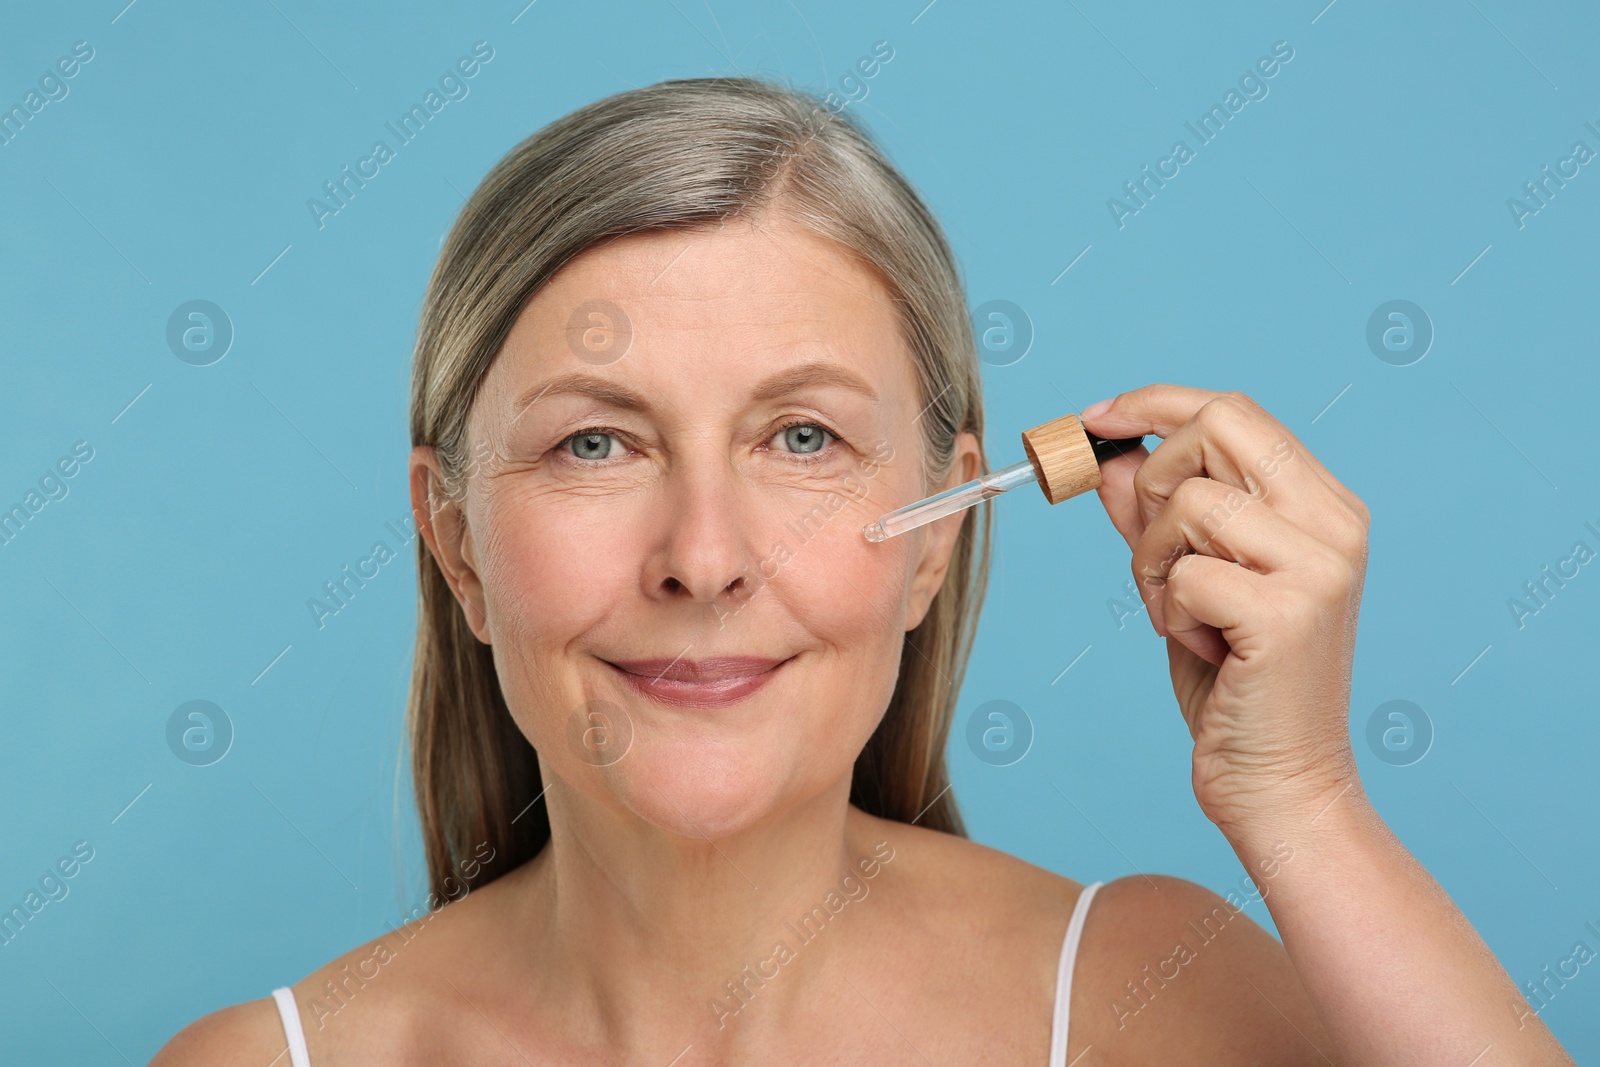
[487,213,917,403]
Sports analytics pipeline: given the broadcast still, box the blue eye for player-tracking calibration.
[781,423,826,454]
[564,430,624,462]
[554,420,843,468]
[772,419,840,463]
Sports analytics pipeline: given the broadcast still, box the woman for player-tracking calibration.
[154,77,1576,1066]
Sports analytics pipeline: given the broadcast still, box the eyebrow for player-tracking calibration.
[512,359,881,421]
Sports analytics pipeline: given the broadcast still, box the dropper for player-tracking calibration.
[862,412,1145,542]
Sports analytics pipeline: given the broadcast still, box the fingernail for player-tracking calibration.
[1080,398,1113,421]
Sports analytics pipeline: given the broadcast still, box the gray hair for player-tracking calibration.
[406,75,991,897]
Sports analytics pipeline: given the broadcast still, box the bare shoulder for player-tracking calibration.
[151,874,510,1067]
[843,809,1096,1061]
[149,996,289,1067]
[851,812,1339,1065]
[1070,873,1339,1066]
[147,923,428,1067]
[847,807,1086,923]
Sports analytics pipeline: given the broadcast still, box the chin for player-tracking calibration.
[609,737,799,842]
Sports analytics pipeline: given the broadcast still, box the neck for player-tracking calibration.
[513,772,896,1047]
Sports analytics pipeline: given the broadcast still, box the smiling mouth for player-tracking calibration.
[602,655,792,708]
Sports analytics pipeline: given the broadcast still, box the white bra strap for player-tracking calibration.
[271,986,312,1067]
[1048,880,1103,1067]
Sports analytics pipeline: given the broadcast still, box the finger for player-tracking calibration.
[1090,441,1152,553]
[1131,476,1338,634]
[1082,385,1370,558]
[1159,552,1256,671]
[1081,384,1231,554]
[1079,382,1224,440]
[1130,395,1356,552]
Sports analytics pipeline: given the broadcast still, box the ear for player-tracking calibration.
[409,445,491,643]
[902,431,982,633]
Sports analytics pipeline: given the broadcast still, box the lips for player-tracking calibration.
[608,656,787,682]
[604,655,791,708]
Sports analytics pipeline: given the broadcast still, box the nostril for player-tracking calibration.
[659,574,747,599]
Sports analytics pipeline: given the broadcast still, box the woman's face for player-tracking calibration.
[412,212,980,840]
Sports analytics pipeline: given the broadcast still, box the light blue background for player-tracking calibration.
[3,0,1597,1059]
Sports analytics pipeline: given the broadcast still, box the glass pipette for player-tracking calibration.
[862,413,1145,542]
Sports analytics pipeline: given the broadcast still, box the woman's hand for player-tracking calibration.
[1078,384,1370,840]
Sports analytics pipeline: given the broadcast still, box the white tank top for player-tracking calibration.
[272,880,1102,1066]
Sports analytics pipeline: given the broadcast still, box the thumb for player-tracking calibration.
[1092,442,1149,553]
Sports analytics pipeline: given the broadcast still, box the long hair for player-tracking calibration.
[406,75,992,898]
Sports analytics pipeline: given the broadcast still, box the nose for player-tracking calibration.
[644,450,763,608]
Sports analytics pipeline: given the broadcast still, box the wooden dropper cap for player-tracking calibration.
[1020,413,1146,505]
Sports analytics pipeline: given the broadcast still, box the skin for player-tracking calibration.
[151,212,1576,1066]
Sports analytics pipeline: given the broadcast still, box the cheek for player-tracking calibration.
[467,471,919,835]
[474,491,634,637]
[763,512,910,792]
[767,491,911,638]
[739,486,914,731]
[471,492,641,782]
